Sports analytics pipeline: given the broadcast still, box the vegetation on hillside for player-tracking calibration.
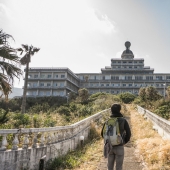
[134,86,170,120]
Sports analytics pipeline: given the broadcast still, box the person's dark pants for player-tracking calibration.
[107,145,124,170]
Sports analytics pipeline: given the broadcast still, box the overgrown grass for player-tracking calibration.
[45,123,102,170]
[130,104,170,170]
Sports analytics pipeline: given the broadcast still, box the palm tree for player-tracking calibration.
[17,45,40,113]
[0,29,22,101]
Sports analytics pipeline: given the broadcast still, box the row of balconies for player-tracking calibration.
[27,84,166,89]
[80,79,170,83]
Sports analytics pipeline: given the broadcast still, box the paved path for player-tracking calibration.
[97,142,145,170]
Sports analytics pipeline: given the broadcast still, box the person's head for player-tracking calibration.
[111,103,121,114]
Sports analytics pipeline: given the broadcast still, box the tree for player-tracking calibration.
[138,87,146,101]
[118,92,136,104]
[0,29,22,101]
[18,45,40,113]
[78,88,89,103]
[145,86,161,101]
[166,86,170,99]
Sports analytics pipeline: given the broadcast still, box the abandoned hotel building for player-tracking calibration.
[26,41,170,97]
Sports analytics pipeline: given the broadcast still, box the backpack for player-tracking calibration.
[103,118,124,146]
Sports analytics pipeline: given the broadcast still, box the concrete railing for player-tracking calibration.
[136,105,170,139]
[0,109,109,170]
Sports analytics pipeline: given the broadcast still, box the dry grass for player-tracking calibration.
[129,104,170,170]
[73,139,103,170]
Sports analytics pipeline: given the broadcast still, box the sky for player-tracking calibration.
[0,0,170,88]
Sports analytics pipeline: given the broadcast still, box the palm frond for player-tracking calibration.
[0,29,14,45]
[21,44,29,52]
[0,61,22,83]
[20,54,30,65]
[0,46,20,63]
[33,47,40,53]
[0,73,12,101]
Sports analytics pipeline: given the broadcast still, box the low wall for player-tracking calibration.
[0,109,109,170]
[136,105,170,139]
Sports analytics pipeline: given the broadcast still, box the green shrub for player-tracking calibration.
[79,105,93,117]
[118,92,136,104]
[0,109,9,124]
[43,118,56,127]
[69,102,77,112]
[32,114,42,128]
[58,106,70,116]
[13,113,30,128]
[154,105,170,119]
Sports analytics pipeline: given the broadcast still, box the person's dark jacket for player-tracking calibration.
[101,112,131,145]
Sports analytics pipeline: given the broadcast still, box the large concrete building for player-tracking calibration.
[26,42,170,97]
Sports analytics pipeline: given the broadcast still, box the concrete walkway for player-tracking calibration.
[97,142,145,170]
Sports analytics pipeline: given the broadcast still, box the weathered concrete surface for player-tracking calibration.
[137,105,170,139]
[0,109,109,170]
[98,143,144,170]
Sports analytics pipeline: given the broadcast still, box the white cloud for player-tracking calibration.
[0,3,11,18]
[115,51,122,58]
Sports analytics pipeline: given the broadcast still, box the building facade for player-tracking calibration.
[26,42,170,97]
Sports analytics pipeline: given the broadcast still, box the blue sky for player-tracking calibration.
[0,0,170,87]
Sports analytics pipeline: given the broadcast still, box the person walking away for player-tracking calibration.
[101,103,131,170]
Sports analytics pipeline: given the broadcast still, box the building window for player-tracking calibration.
[129,84,132,87]
[33,83,37,87]
[111,90,114,93]
[166,76,170,80]
[40,83,44,86]
[111,76,119,80]
[112,84,114,86]
[47,75,52,78]
[33,91,37,96]
[135,76,143,80]
[60,83,64,87]
[47,83,51,87]
[123,61,127,63]
[90,83,93,87]
[34,75,38,78]
[106,84,109,87]
[56,75,58,78]
[125,76,132,80]
[39,91,44,96]
[59,91,64,96]
[53,91,58,96]
[102,76,105,80]
[61,75,65,78]
[46,91,50,96]
[128,61,132,63]
[40,74,45,78]
[28,75,32,78]
[123,84,126,87]
[146,76,153,80]
[156,76,162,80]
[101,84,104,87]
